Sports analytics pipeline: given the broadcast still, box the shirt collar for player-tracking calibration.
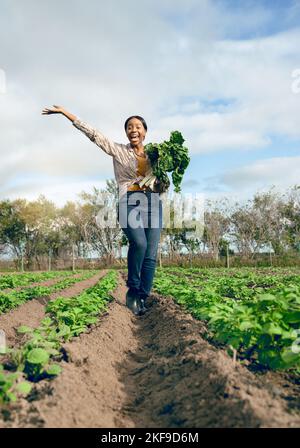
[126,143,149,161]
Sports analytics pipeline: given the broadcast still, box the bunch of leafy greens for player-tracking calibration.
[139,131,190,193]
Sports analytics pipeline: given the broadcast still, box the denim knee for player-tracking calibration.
[143,249,158,262]
[131,237,147,254]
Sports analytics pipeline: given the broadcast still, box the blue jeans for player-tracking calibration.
[117,191,163,298]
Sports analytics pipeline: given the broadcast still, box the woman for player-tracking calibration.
[41,105,167,316]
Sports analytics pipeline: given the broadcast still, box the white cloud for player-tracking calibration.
[151,27,300,153]
[206,156,300,191]
[0,0,300,204]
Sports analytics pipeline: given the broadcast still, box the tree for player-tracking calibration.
[281,185,300,253]
[0,199,26,264]
[252,187,287,255]
[203,198,230,260]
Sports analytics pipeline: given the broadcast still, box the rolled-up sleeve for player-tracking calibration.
[72,118,122,158]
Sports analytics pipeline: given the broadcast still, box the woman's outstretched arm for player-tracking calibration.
[41,105,124,159]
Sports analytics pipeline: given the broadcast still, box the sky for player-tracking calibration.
[0,0,300,207]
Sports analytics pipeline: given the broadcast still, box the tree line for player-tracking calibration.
[0,181,299,270]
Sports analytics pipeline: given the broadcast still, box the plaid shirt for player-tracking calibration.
[72,118,166,199]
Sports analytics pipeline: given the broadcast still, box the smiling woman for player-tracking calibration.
[123,115,153,191]
[41,105,167,317]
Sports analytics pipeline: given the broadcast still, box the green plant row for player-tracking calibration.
[156,268,300,301]
[159,265,300,279]
[0,270,99,314]
[0,270,118,404]
[0,270,84,290]
[153,270,300,371]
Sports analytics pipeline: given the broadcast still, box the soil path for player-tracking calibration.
[1,272,300,428]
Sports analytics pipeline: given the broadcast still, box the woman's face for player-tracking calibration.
[125,118,146,146]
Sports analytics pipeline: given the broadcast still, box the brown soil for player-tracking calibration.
[1,272,300,428]
[245,365,300,413]
[0,271,107,349]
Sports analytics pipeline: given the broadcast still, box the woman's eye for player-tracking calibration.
[127,125,141,131]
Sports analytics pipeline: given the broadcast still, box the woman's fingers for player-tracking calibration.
[41,109,54,114]
[41,105,62,114]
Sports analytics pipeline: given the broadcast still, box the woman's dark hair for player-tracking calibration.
[124,115,148,132]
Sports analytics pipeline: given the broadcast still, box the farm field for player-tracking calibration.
[0,267,300,428]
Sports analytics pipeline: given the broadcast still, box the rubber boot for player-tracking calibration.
[126,288,141,316]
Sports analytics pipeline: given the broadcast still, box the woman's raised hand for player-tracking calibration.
[41,105,77,122]
[41,104,65,115]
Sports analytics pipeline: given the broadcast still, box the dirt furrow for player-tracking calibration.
[1,272,300,428]
[119,293,300,428]
[0,271,107,349]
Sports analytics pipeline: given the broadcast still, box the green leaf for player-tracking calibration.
[262,322,283,335]
[283,311,300,324]
[16,381,32,395]
[46,364,62,376]
[280,349,300,368]
[6,391,17,402]
[258,293,277,302]
[0,373,6,383]
[258,349,279,367]
[17,325,33,334]
[26,348,50,365]
[238,321,253,331]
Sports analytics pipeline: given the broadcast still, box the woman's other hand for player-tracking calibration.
[153,177,170,193]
